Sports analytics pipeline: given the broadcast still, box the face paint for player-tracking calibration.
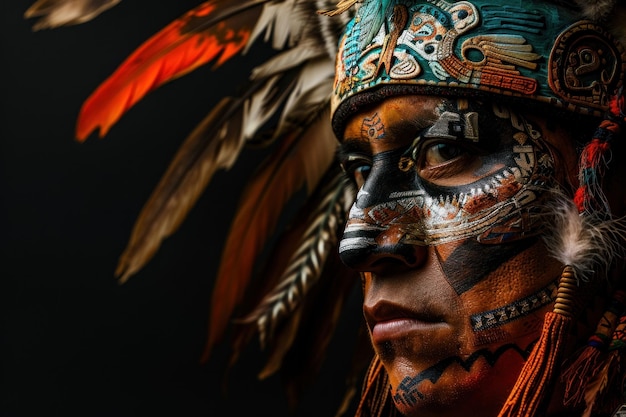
[338,95,568,417]
[339,97,556,264]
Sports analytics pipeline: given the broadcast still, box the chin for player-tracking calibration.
[386,353,524,417]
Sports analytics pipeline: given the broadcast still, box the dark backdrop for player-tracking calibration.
[1,2,363,416]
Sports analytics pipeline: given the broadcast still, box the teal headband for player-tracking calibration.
[330,0,626,136]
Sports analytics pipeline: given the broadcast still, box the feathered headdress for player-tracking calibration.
[24,0,626,416]
[24,0,366,412]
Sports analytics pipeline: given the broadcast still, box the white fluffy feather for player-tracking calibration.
[543,194,626,282]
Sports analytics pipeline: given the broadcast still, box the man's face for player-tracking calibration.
[338,95,574,417]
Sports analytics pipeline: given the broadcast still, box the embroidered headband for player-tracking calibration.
[330,0,626,136]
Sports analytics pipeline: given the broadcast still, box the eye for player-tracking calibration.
[423,142,466,167]
[416,140,482,184]
[341,155,372,189]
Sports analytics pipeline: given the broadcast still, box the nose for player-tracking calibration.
[339,150,429,274]
[339,224,429,274]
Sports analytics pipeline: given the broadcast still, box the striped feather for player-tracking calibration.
[201,110,339,362]
[242,165,354,350]
[268,248,362,411]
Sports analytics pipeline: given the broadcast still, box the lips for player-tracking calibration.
[364,300,448,345]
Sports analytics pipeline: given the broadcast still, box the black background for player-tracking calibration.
[1,2,363,416]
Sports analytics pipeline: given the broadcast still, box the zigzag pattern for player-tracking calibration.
[393,342,532,406]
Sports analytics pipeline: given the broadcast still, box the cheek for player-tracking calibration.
[450,240,562,351]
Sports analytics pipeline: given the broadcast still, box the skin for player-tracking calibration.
[337,95,596,417]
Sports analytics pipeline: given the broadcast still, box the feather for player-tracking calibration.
[228,165,362,411]
[240,165,354,349]
[24,0,120,30]
[542,194,626,282]
[248,39,335,138]
[581,357,612,417]
[356,0,391,49]
[201,109,339,362]
[247,0,300,50]
[114,60,335,282]
[75,0,269,141]
[318,0,360,17]
[225,164,353,370]
[74,0,340,141]
[250,38,326,80]
[113,89,251,282]
[107,1,347,281]
[274,56,337,137]
[276,250,362,411]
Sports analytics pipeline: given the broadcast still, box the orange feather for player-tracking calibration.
[75,1,254,141]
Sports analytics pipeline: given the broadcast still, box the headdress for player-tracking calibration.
[24,0,626,416]
[329,0,626,134]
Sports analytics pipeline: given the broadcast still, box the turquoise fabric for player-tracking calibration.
[331,0,626,132]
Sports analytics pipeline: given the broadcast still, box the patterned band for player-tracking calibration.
[331,0,626,135]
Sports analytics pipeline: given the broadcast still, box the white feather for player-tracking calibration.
[543,194,626,282]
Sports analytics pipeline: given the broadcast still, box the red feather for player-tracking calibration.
[75,1,254,141]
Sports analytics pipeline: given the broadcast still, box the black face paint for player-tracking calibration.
[436,238,538,295]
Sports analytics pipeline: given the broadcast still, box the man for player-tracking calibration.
[328,1,626,416]
[23,0,626,416]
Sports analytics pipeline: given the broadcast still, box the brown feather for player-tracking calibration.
[278,253,362,411]
[201,110,338,362]
[241,165,354,348]
[242,165,363,410]
[113,69,303,282]
[115,97,248,282]
[24,0,121,30]
[582,358,611,417]
[317,0,360,17]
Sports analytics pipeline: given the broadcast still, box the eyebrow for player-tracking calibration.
[387,119,430,139]
[338,112,435,157]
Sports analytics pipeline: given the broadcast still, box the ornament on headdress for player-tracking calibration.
[330,0,626,136]
[574,89,626,215]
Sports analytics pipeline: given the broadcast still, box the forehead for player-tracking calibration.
[340,94,582,161]
[342,95,444,143]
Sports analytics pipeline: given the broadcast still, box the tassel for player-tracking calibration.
[591,314,626,417]
[562,289,626,407]
[355,355,397,417]
[574,90,626,215]
[497,266,577,417]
